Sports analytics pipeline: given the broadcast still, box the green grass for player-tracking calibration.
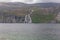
[31,13,55,23]
[30,7,56,23]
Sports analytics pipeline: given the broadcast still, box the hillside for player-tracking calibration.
[0,2,59,23]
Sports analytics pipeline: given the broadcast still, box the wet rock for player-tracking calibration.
[0,13,25,23]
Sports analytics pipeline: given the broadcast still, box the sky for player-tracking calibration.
[0,0,60,4]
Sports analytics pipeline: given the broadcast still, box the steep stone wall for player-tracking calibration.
[0,13,25,23]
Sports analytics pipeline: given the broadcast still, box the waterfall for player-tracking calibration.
[24,9,34,23]
[24,14,32,23]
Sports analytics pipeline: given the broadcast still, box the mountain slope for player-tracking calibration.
[0,2,60,8]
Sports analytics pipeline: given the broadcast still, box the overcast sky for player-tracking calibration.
[0,0,60,4]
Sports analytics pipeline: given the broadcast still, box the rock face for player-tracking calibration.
[0,13,25,23]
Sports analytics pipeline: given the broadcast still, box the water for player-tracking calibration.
[25,14,32,23]
[0,24,59,40]
[24,9,32,23]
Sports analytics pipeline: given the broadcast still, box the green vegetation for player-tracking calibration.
[31,9,55,23]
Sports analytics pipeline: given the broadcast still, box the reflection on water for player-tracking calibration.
[0,24,59,40]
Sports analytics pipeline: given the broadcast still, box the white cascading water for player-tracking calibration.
[24,9,34,23]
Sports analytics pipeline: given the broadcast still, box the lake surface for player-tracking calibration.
[0,24,59,40]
